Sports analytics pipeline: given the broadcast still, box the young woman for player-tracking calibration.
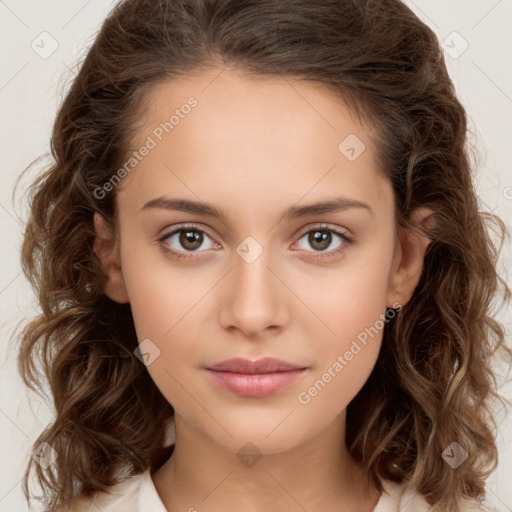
[15,0,510,511]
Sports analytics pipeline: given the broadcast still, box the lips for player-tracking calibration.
[206,357,306,374]
[204,357,309,397]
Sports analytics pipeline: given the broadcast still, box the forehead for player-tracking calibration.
[116,68,391,219]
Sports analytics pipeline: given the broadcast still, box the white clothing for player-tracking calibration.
[56,469,490,511]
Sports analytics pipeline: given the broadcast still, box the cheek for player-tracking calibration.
[121,258,205,405]
[120,244,214,376]
[122,263,173,339]
[293,242,393,348]
[294,271,389,415]
[120,230,198,334]
[291,239,393,401]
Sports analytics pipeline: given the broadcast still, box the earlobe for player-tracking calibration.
[92,212,130,304]
[386,207,435,308]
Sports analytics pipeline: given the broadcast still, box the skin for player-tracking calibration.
[93,67,432,512]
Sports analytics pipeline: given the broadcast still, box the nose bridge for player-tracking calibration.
[219,236,287,336]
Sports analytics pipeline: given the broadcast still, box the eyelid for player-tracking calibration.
[158,222,353,259]
[158,222,219,248]
[294,223,351,240]
[158,223,351,243]
[159,222,215,240]
[290,224,353,259]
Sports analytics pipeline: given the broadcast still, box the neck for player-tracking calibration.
[151,412,381,512]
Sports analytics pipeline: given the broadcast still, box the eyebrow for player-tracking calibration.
[140,196,373,221]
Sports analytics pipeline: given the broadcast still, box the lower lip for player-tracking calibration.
[205,368,307,397]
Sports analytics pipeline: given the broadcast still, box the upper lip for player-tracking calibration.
[206,357,306,374]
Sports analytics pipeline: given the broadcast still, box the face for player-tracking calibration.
[94,68,428,455]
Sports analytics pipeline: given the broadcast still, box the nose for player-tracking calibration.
[218,244,289,339]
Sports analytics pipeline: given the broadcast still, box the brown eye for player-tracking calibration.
[297,227,345,253]
[307,230,332,251]
[294,225,353,261]
[178,229,203,251]
[159,224,217,259]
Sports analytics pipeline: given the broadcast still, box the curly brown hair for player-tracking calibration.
[13,0,511,511]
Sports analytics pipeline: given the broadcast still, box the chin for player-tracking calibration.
[203,423,310,456]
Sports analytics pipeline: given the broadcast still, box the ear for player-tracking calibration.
[386,207,435,308]
[92,212,130,304]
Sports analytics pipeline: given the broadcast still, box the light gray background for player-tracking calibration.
[1,1,511,510]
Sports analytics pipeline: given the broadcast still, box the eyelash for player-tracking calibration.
[157,223,353,261]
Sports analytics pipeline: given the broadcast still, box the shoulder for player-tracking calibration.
[53,471,148,512]
[375,479,493,512]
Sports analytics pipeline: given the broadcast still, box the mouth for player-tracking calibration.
[204,357,309,397]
